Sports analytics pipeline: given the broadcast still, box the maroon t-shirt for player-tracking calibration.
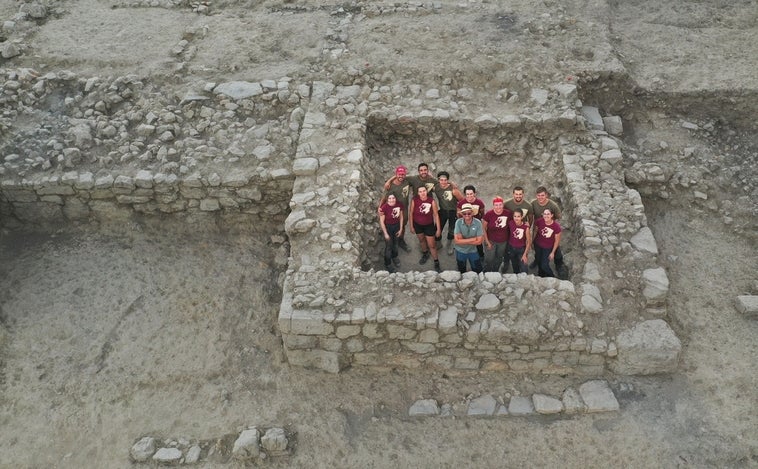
[534,218,562,249]
[457,198,486,220]
[507,219,530,249]
[483,209,512,243]
[412,196,435,226]
[380,201,404,226]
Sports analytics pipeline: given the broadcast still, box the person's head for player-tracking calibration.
[417,186,428,199]
[460,203,475,221]
[395,165,407,182]
[542,207,555,222]
[492,196,504,212]
[513,208,524,224]
[535,186,549,204]
[387,194,397,206]
[512,186,524,203]
[464,185,477,202]
[437,171,450,185]
[418,163,430,179]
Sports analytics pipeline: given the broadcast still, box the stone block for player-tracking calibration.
[261,428,288,454]
[289,310,333,335]
[508,396,535,415]
[403,342,436,354]
[467,394,498,416]
[185,445,201,464]
[438,307,458,334]
[630,227,658,255]
[387,325,416,340]
[578,380,619,412]
[293,158,319,176]
[612,319,681,375]
[581,106,604,130]
[409,399,440,416]
[642,268,669,305]
[335,325,361,339]
[735,295,758,317]
[285,349,345,373]
[152,447,182,464]
[561,387,586,414]
[232,428,260,460]
[419,329,439,343]
[476,293,500,311]
[130,437,156,462]
[532,394,563,414]
[602,115,623,136]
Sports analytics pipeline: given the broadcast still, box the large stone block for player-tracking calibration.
[642,267,669,305]
[612,319,681,375]
[285,349,345,373]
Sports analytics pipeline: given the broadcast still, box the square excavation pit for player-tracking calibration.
[361,116,579,275]
[281,92,680,376]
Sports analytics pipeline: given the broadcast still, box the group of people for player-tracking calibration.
[377,163,567,278]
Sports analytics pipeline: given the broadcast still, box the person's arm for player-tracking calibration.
[522,226,532,263]
[383,175,396,191]
[482,218,492,249]
[549,232,561,261]
[409,200,416,234]
[452,187,464,201]
[379,211,390,240]
[432,201,441,238]
[398,209,404,237]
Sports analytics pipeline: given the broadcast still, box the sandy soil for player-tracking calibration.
[0,0,757,467]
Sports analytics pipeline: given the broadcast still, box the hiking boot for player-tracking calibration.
[434,260,441,273]
[446,239,453,255]
[392,257,400,267]
[398,239,411,253]
[386,264,396,274]
[419,251,430,265]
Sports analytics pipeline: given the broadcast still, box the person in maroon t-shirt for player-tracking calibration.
[378,194,404,273]
[457,185,486,260]
[409,186,442,272]
[482,196,512,272]
[506,208,531,274]
[533,207,562,277]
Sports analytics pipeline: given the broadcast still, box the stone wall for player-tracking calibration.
[0,169,292,231]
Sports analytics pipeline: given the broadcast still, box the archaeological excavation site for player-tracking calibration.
[0,1,755,467]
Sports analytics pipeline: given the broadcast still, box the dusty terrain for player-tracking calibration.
[0,0,757,468]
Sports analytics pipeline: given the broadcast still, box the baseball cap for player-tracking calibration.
[395,165,407,175]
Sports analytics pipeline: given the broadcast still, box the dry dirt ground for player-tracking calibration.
[1,0,757,468]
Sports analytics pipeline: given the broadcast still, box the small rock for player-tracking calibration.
[642,267,669,305]
[232,428,260,460]
[532,394,563,414]
[630,227,659,255]
[2,43,21,59]
[130,437,156,462]
[578,380,619,412]
[185,445,201,464]
[475,293,500,311]
[736,295,758,317]
[409,399,440,416]
[507,396,534,415]
[602,116,623,136]
[261,427,288,454]
[581,106,604,130]
[152,447,182,464]
[467,394,498,416]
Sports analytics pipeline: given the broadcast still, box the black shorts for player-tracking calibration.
[413,222,437,237]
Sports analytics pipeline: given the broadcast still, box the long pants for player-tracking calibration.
[507,245,528,274]
[535,245,563,277]
[383,224,400,266]
[455,250,482,274]
[436,209,457,241]
[484,241,508,272]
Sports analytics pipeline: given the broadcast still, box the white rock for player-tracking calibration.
[232,428,260,460]
[561,387,585,414]
[642,267,669,304]
[214,81,263,99]
[467,394,498,416]
[409,399,440,416]
[602,115,623,136]
[293,158,319,175]
[630,227,659,255]
[508,396,534,415]
[185,445,201,464]
[532,394,563,414]
[475,293,500,311]
[130,437,156,462]
[578,380,619,412]
[261,427,288,453]
[736,295,758,317]
[612,319,681,375]
[152,447,182,464]
[530,88,549,105]
[581,106,604,130]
